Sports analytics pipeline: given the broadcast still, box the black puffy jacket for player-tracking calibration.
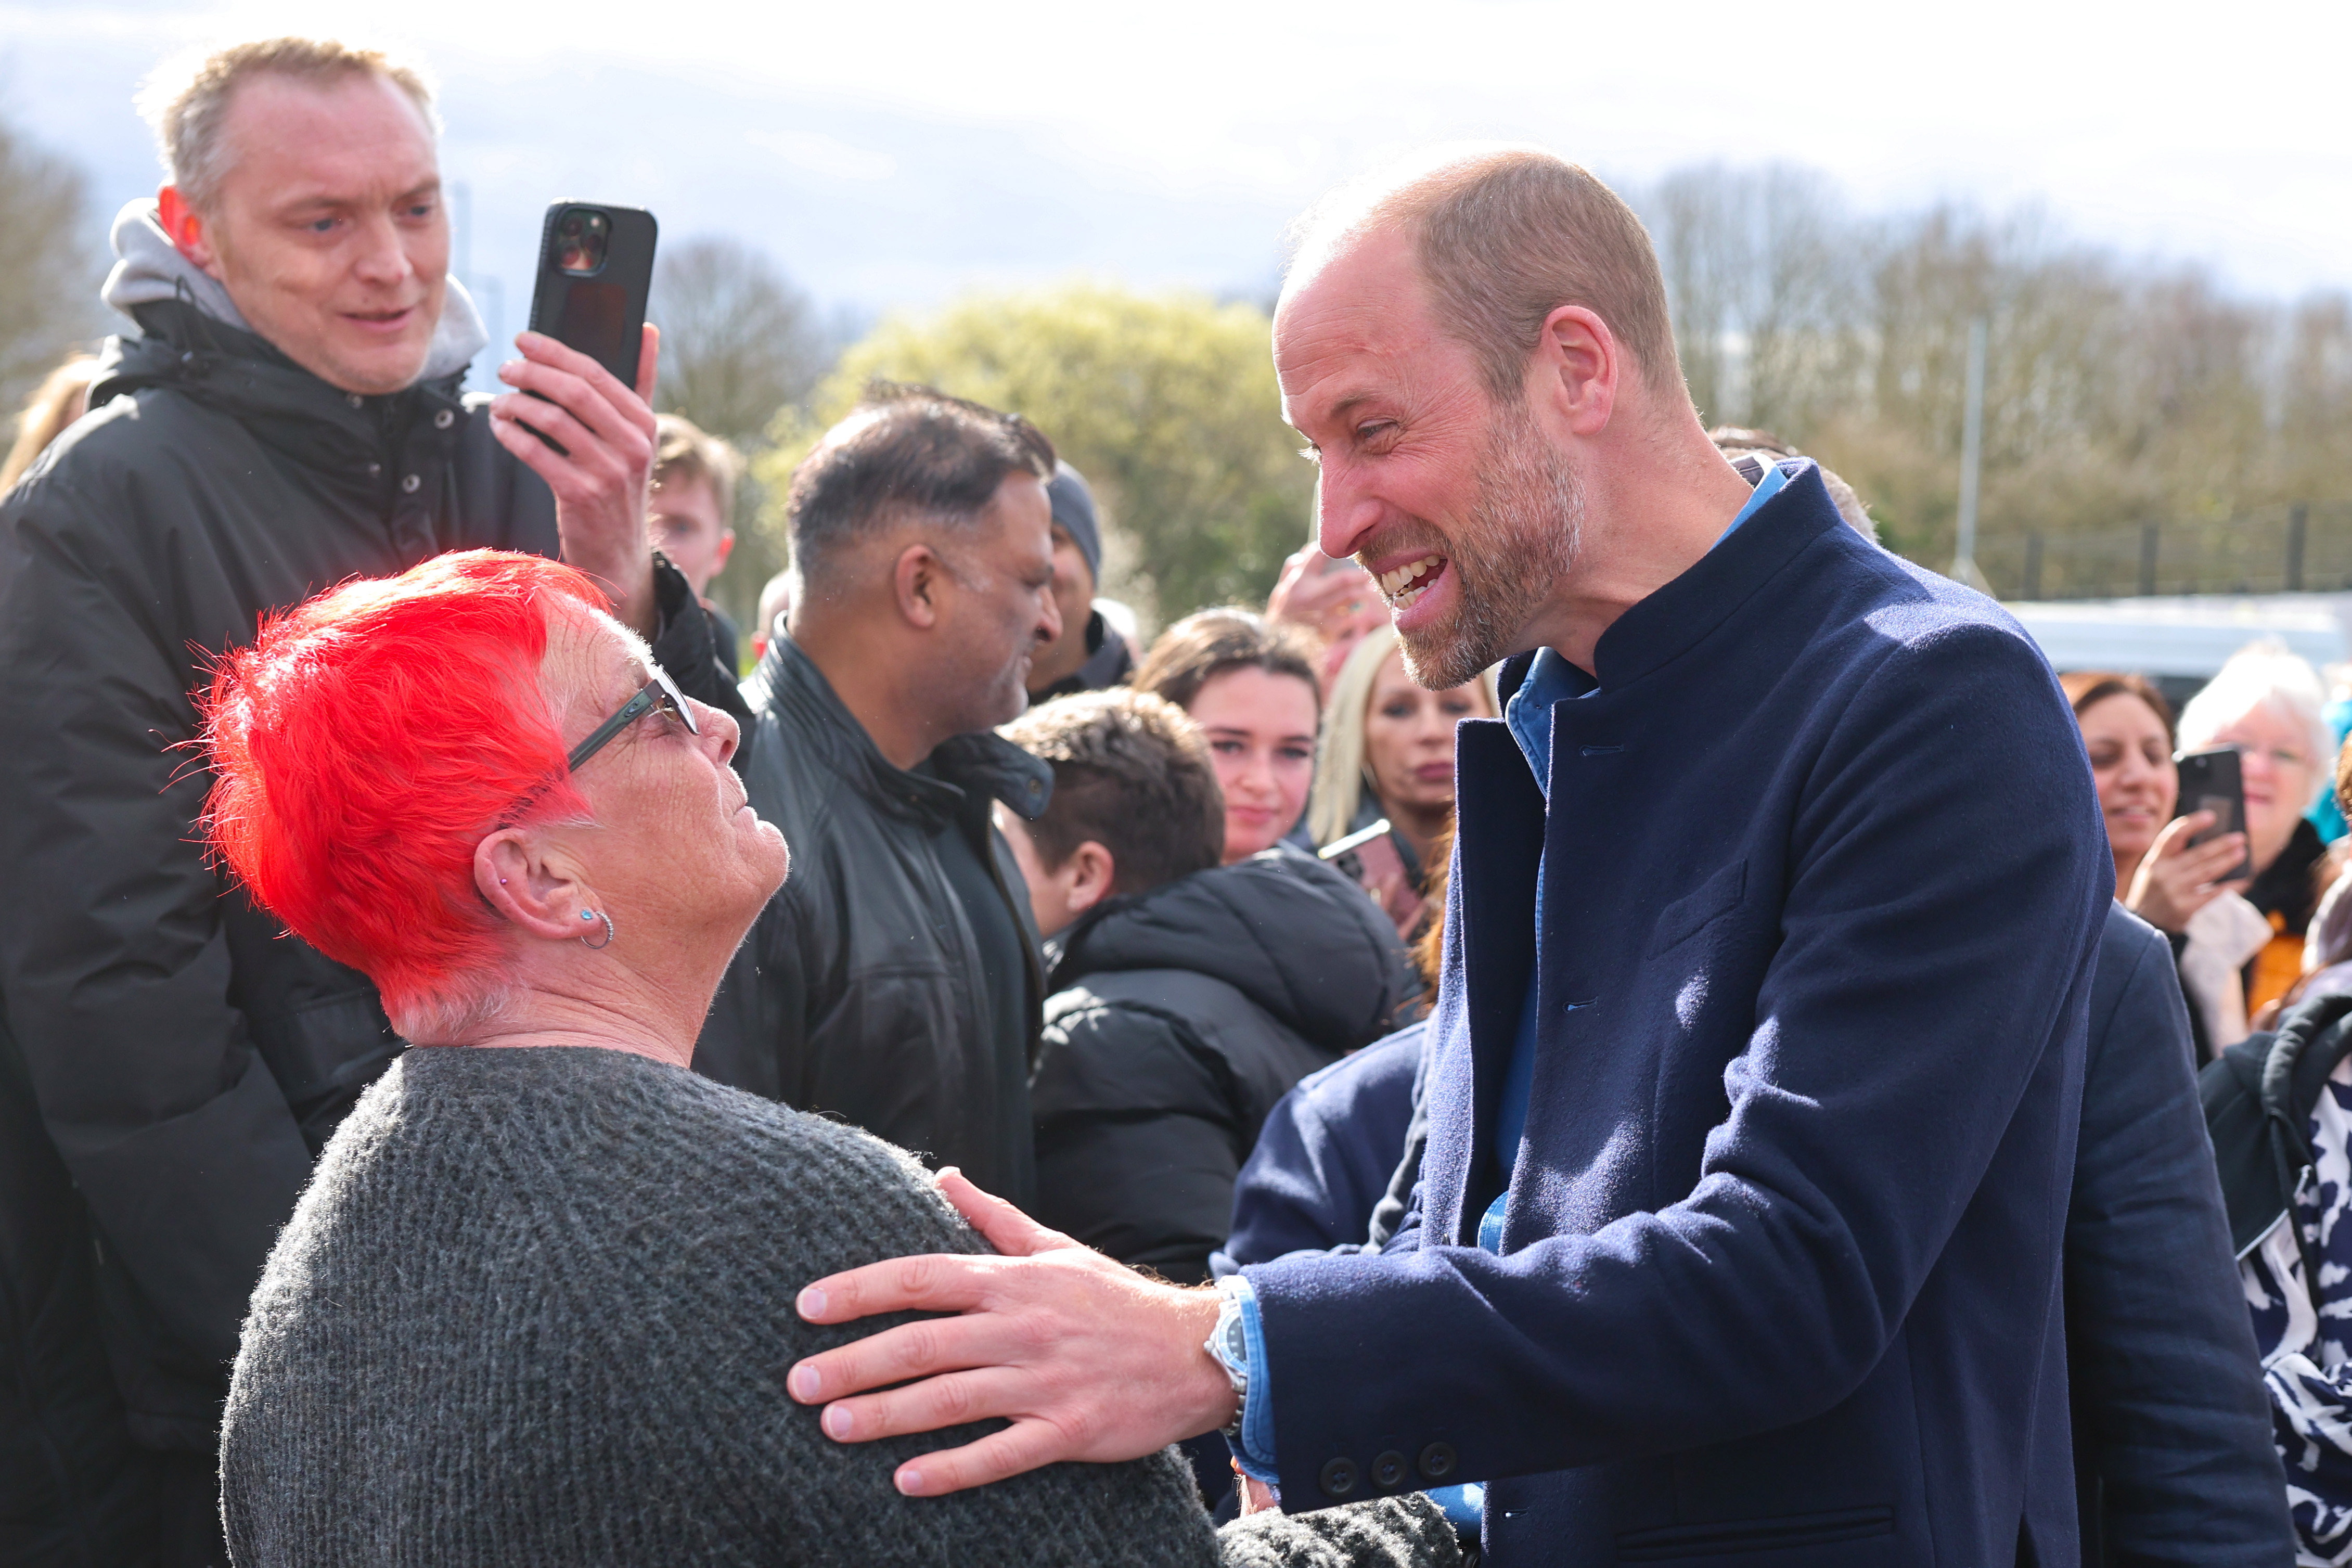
[0,300,741,1459]
[1030,850,1410,1284]
[694,633,1053,1209]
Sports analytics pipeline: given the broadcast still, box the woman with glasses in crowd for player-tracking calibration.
[2067,643,2338,1053]
[1305,625,1495,939]
[203,550,1455,1567]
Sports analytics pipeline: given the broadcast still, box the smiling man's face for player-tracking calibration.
[176,69,448,395]
[1276,224,1584,689]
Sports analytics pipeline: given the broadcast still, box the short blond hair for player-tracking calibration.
[652,414,746,525]
[138,38,439,211]
[1292,145,1681,402]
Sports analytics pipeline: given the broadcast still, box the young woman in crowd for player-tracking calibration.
[199,550,1456,1567]
[1306,625,1495,938]
[1132,609,1323,863]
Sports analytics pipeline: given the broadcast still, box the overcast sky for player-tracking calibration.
[5,0,2346,340]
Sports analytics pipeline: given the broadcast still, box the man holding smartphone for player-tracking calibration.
[0,38,737,1565]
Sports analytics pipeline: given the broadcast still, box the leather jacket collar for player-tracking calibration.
[747,632,1052,830]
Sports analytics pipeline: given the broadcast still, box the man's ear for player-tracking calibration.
[155,185,225,281]
[713,530,736,575]
[1065,840,1117,917]
[893,542,949,631]
[475,829,598,944]
[1531,303,1618,438]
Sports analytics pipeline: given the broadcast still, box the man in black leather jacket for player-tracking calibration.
[695,385,1063,1210]
[0,40,739,1564]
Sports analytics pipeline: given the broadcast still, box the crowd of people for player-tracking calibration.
[7,31,2352,1568]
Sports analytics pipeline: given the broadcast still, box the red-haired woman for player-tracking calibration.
[202,550,1449,1567]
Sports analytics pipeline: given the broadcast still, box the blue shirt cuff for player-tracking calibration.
[1224,1273,1280,1482]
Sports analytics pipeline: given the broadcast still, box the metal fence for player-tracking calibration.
[1970,502,2352,601]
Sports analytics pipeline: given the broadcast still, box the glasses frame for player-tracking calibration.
[567,666,698,774]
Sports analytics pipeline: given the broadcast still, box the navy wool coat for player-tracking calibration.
[1242,467,2109,1566]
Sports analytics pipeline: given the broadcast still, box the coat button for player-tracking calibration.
[400,473,421,494]
[1418,1441,1457,1481]
[366,462,382,479]
[433,408,455,430]
[1372,1450,1407,1490]
[346,393,364,409]
[1318,1457,1358,1498]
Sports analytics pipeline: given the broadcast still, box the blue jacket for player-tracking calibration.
[1214,1022,1425,1271]
[1229,903,2291,1563]
[1242,468,2108,1565]
[2066,904,2290,1564]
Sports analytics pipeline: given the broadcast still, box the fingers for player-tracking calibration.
[2146,813,2210,858]
[511,330,652,430]
[635,323,661,406]
[889,1417,1085,1497]
[495,354,644,453]
[2145,808,2210,860]
[790,1309,1023,1407]
[487,398,635,514]
[794,1250,997,1328]
[2172,832,2248,881]
[811,1365,1033,1445]
[936,1168,1073,1259]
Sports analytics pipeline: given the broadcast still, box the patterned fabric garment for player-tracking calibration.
[2245,1053,2352,1563]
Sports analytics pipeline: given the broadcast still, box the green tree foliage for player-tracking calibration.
[755,284,1314,626]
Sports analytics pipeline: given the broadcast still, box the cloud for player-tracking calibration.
[745,130,896,185]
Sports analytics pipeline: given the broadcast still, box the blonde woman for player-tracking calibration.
[1307,624,1497,936]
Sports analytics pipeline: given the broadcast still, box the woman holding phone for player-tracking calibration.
[2063,672,2255,1056]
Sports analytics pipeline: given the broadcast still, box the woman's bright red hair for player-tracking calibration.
[200,550,606,1031]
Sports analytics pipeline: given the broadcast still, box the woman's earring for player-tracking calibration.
[580,909,614,950]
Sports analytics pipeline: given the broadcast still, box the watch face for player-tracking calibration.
[1221,1313,1249,1365]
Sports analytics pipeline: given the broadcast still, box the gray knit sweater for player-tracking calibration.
[221,1046,1455,1568]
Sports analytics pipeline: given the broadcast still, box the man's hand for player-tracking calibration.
[488,325,662,636]
[1265,544,1390,691]
[2124,811,2251,934]
[789,1169,1238,1497]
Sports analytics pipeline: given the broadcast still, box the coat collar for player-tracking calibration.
[748,632,1053,829]
[96,300,468,498]
[1495,464,1852,705]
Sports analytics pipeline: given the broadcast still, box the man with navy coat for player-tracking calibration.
[782,146,2110,1567]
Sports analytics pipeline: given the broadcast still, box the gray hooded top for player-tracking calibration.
[101,197,490,382]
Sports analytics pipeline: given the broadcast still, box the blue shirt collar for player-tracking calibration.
[1503,458,1804,791]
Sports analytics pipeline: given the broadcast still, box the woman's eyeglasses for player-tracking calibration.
[568,666,698,773]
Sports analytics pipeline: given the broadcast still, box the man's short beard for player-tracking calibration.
[1393,401,1584,691]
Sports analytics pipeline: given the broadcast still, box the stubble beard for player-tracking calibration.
[1392,403,1585,691]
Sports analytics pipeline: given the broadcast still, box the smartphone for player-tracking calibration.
[2174,746,2253,882]
[525,200,659,393]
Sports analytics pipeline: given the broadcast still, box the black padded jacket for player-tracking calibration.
[1030,850,1411,1285]
[0,300,743,1459]
[694,633,1054,1210]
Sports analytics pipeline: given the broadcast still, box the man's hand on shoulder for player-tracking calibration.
[788,1168,1238,1496]
[487,325,661,636]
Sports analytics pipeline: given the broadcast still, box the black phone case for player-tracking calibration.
[526,201,659,390]
[2175,747,2253,882]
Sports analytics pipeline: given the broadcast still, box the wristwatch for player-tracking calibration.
[1205,1276,1253,1444]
